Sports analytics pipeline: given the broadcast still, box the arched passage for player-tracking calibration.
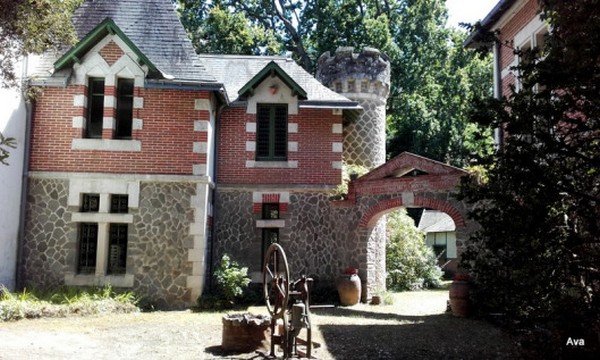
[359,196,466,229]
[336,152,473,300]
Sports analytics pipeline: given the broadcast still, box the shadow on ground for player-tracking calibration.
[313,307,520,360]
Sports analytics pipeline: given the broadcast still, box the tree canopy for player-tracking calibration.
[176,0,494,167]
[0,0,81,88]
[459,0,600,356]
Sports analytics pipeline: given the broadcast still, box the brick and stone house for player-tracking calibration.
[465,0,549,146]
[12,0,475,307]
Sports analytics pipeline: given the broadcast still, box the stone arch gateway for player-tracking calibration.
[330,152,476,300]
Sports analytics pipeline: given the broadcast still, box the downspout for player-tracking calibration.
[15,56,33,290]
[493,40,504,149]
[206,99,227,293]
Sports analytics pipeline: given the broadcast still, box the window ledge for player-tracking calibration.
[256,219,285,228]
[71,139,141,152]
[71,212,134,224]
[246,160,298,168]
[64,273,134,287]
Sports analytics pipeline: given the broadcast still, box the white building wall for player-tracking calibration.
[0,61,27,290]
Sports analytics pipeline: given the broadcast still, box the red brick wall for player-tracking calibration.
[498,0,540,96]
[30,86,210,174]
[217,107,343,185]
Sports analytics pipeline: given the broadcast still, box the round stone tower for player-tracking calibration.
[317,47,391,170]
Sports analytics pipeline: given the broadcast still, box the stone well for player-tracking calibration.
[221,313,272,353]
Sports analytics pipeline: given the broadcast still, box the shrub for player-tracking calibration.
[331,163,369,199]
[214,254,251,306]
[386,209,443,291]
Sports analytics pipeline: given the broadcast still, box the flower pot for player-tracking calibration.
[370,295,381,305]
[337,274,361,306]
[449,280,470,317]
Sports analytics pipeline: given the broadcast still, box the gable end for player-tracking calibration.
[54,18,158,76]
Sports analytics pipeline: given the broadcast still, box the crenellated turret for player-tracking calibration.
[317,47,391,169]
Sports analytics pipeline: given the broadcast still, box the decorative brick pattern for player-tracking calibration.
[99,40,125,66]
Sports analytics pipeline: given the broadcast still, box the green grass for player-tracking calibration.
[0,284,139,321]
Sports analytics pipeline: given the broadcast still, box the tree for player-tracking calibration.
[459,0,600,356]
[0,0,81,88]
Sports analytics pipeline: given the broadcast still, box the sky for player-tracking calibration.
[446,0,499,29]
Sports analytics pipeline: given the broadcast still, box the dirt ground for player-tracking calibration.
[0,290,520,360]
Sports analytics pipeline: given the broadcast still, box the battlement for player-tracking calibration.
[317,47,391,102]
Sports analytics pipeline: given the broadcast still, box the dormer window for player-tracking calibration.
[116,78,134,139]
[256,104,287,161]
[86,78,105,138]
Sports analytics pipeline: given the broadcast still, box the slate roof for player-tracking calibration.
[417,210,456,233]
[71,0,215,83]
[199,54,359,107]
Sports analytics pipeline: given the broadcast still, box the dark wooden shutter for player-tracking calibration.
[256,105,271,159]
[256,104,287,160]
[272,105,287,159]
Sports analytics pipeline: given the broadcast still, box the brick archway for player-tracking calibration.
[359,196,466,228]
[334,152,473,300]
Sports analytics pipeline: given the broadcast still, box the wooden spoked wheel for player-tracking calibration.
[263,243,290,318]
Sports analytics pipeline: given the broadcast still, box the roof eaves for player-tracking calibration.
[464,0,518,48]
[238,61,308,100]
[54,18,158,75]
[299,100,361,109]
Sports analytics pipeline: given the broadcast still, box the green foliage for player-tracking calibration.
[0,132,17,166]
[331,162,369,199]
[460,1,600,356]
[0,0,82,87]
[0,285,139,321]
[214,254,251,305]
[385,209,442,291]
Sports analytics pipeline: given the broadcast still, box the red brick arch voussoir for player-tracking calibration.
[359,196,466,228]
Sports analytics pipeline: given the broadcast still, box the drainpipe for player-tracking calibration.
[206,99,226,293]
[15,56,33,290]
[493,40,504,149]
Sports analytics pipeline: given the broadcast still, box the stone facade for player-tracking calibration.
[23,175,209,308]
[23,178,74,288]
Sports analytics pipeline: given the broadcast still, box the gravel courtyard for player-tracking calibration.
[0,290,519,360]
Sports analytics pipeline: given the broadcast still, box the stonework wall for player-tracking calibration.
[131,182,196,308]
[214,187,384,297]
[23,178,75,288]
[343,99,387,168]
[23,176,204,308]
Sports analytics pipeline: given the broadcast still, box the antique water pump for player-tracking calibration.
[262,243,315,359]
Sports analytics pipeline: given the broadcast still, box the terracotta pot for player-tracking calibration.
[371,295,381,305]
[337,274,361,306]
[449,280,470,317]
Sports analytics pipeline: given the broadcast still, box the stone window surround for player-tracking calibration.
[70,35,146,152]
[65,178,140,288]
